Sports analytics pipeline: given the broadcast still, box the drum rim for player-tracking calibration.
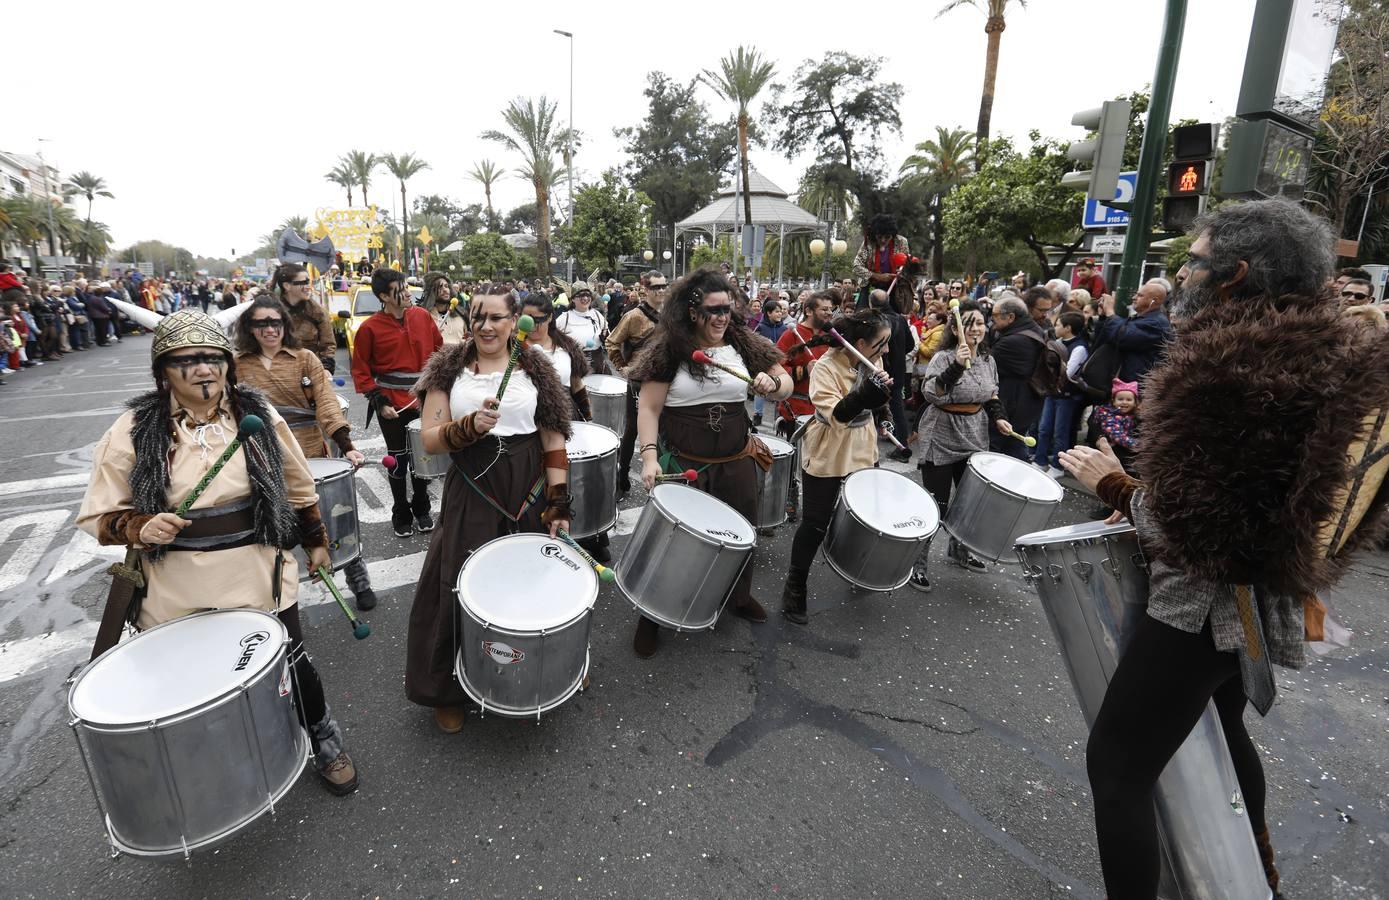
[650,483,756,549]
[581,373,628,392]
[457,598,593,636]
[455,648,590,718]
[840,467,941,538]
[454,533,599,629]
[1014,521,1137,548]
[566,422,621,460]
[307,457,356,480]
[70,609,290,728]
[966,451,1065,503]
[757,433,796,455]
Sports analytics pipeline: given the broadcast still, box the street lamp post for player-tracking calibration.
[554,29,575,284]
[36,140,58,262]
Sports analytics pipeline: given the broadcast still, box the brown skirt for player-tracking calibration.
[405,431,545,707]
[661,402,758,608]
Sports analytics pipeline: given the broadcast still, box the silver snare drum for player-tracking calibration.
[567,422,620,539]
[407,419,451,479]
[617,484,755,630]
[944,451,1063,562]
[299,458,361,577]
[1015,522,1272,900]
[454,534,597,718]
[823,468,940,591]
[753,434,796,528]
[583,374,629,436]
[68,609,308,859]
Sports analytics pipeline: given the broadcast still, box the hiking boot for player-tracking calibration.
[888,447,913,463]
[316,751,358,796]
[731,596,768,624]
[948,537,987,572]
[433,706,465,734]
[354,588,377,612]
[781,569,808,625]
[634,616,660,658]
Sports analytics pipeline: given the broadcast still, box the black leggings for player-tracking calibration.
[1087,615,1267,899]
[918,459,969,515]
[788,473,843,571]
[377,406,430,515]
[277,605,328,754]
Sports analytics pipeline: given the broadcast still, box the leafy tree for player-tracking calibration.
[943,133,1086,278]
[70,219,112,266]
[688,236,737,272]
[458,232,519,278]
[2,196,47,270]
[615,72,739,228]
[561,171,650,273]
[469,160,503,231]
[769,52,904,180]
[412,195,485,244]
[899,126,977,278]
[115,240,196,276]
[502,202,539,234]
[701,45,776,226]
[1163,233,1195,278]
[325,163,355,206]
[937,0,1029,163]
[482,96,575,274]
[383,153,430,266]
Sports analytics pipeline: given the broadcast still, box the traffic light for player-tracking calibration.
[1162,122,1218,231]
[1060,99,1132,202]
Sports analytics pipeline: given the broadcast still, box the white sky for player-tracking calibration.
[9,0,1256,258]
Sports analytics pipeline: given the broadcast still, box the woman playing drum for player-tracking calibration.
[778,309,892,624]
[627,267,792,657]
[910,299,1015,591]
[405,284,574,733]
[234,295,379,611]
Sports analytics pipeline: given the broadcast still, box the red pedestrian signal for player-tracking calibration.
[1167,160,1208,196]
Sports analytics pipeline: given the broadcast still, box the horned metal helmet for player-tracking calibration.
[151,309,233,362]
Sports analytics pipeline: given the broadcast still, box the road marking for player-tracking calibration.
[3,407,124,423]
[4,386,145,400]
[0,510,70,592]
[43,530,124,585]
[0,473,91,498]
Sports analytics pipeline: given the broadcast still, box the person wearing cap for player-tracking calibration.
[555,281,608,374]
[76,308,359,795]
[605,271,668,495]
[1071,258,1107,298]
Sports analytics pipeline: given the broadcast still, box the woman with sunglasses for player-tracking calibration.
[234,295,380,612]
[778,308,893,624]
[271,264,338,374]
[627,267,792,658]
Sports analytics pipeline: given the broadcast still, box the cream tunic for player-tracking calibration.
[77,403,320,629]
[800,349,882,478]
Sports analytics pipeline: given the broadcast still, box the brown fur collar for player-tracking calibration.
[1139,293,1389,595]
[627,324,783,384]
[415,340,573,439]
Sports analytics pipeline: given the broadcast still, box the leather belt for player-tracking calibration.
[941,402,983,415]
[376,371,422,390]
[168,497,256,551]
[274,404,318,429]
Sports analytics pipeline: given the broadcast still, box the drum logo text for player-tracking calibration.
[705,528,740,540]
[540,543,581,572]
[892,516,925,529]
[234,631,271,672]
[483,641,525,665]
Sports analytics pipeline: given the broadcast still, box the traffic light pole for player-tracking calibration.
[1114,0,1188,313]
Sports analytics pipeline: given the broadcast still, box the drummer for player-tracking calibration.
[778,309,892,624]
[910,298,1016,591]
[234,295,379,611]
[520,291,611,563]
[405,284,574,733]
[774,289,836,522]
[76,308,359,795]
[605,271,667,497]
[426,272,468,345]
[627,267,792,657]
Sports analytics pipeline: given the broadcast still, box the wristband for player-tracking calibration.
[540,482,574,526]
[296,503,329,549]
[331,426,354,455]
[441,412,482,452]
[984,398,1006,423]
[542,448,570,470]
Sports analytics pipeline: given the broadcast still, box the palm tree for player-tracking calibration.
[344,150,379,207]
[68,171,114,230]
[71,219,112,266]
[469,159,502,230]
[482,96,573,272]
[937,0,1027,165]
[899,126,977,190]
[383,153,430,268]
[4,196,48,271]
[325,163,355,206]
[701,45,776,226]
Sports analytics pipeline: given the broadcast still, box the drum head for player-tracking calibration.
[407,419,422,435]
[457,534,598,631]
[567,421,620,461]
[336,394,349,412]
[582,374,627,396]
[1015,519,1135,547]
[968,452,1064,503]
[307,457,354,481]
[841,468,940,538]
[70,610,287,725]
[651,484,755,547]
[758,434,794,458]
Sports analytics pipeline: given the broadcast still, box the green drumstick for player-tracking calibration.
[316,565,371,639]
[173,415,264,517]
[495,315,536,404]
[556,528,617,583]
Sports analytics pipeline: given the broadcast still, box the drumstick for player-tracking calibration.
[379,454,398,470]
[495,314,536,403]
[948,300,972,369]
[555,528,617,583]
[315,564,371,639]
[826,328,893,388]
[690,350,752,385]
[655,469,698,483]
[879,422,907,451]
[1007,431,1038,448]
[173,415,264,517]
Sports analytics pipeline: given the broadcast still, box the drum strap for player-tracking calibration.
[167,498,257,551]
[459,470,547,526]
[375,370,422,390]
[275,404,319,429]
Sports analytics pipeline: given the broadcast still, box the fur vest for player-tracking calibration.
[1139,293,1389,596]
[627,324,783,385]
[127,385,298,562]
[415,339,573,440]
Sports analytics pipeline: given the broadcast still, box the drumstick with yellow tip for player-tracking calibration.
[556,528,617,583]
[1007,431,1038,448]
[948,299,972,369]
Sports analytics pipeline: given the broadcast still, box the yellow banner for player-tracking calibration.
[314,206,386,260]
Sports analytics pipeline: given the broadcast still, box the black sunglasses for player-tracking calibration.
[1341,290,1370,300]
[249,318,285,331]
[288,279,311,287]
[525,312,552,324]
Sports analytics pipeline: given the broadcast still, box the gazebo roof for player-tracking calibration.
[676,169,822,232]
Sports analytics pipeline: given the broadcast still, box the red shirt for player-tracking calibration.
[776,323,831,419]
[1071,272,1106,297]
[351,307,442,409]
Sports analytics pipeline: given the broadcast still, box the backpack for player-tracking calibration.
[1022,330,1069,398]
[1076,338,1121,401]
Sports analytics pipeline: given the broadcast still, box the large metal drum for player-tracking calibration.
[823,468,940,591]
[944,451,1063,562]
[617,484,755,631]
[1015,522,1271,900]
[68,609,308,859]
[454,534,596,718]
[307,458,361,573]
[583,374,628,436]
[567,422,619,539]
[407,419,451,479]
[753,434,796,528]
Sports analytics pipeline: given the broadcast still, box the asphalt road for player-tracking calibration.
[1,334,1386,899]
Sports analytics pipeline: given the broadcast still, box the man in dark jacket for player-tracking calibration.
[987,295,1045,460]
[1092,280,1174,383]
[870,288,916,461]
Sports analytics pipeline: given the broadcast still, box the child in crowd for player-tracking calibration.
[1088,378,1140,473]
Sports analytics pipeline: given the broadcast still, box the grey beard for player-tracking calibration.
[1169,279,1220,323]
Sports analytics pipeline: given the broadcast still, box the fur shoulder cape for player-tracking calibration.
[627,324,784,384]
[1139,294,1389,596]
[416,340,573,440]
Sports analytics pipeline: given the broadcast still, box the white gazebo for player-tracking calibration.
[675,170,823,283]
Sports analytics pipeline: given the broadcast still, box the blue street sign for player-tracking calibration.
[1083,171,1137,229]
